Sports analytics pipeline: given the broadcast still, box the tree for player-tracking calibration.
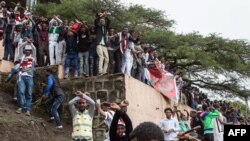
[6,0,26,8]
[155,32,250,99]
[39,0,61,4]
[230,101,249,118]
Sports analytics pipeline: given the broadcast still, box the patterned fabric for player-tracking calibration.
[72,110,93,140]
[19,55,34,77]
[15,17,21,25]
[148,64,178,100]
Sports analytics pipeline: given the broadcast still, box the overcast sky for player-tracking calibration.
[120,0,250,40]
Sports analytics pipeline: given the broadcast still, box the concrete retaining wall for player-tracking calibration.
[0,66,192,141]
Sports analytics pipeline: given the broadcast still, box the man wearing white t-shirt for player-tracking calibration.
[97,101,115,141]
[160,108,180,141]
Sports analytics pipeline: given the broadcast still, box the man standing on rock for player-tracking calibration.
[41,67,64,129]
[16,40,35,116]
[68,91,95,141]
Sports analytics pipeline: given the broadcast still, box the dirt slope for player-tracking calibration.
[0,92,72,141]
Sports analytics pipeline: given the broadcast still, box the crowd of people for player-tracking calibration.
[1,1,161,81]
[65,90,250,141]
[1,1,250,141]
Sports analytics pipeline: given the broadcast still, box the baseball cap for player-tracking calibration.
[24,45,33,50]
[118,118,126,127]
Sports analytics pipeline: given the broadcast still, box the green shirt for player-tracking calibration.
[179,120,191,132]
[200,110,219,130]
[49,26,60,34]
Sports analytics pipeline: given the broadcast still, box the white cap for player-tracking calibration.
[0,1,6,5]
[24,45,33,50]
[197,104,202,109]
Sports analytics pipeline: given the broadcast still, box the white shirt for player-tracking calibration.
[213,112,224,133]
[213,112,225,141]
[142,52,149,62]
[160,118,180,141]
[100,26,105,45]
[0,8,4,18]
[104,111,115,141]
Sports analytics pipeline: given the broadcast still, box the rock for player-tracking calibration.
[0,60,14,73]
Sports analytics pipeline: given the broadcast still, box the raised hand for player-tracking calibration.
[74,91,83,96]
[110,103,121,111]
[120,100,129,107]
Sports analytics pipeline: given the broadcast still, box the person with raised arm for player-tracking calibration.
[109,100,133,141]
[68,91,95,141]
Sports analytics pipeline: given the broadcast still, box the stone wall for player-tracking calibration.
[59,74,126,141]
[0,66,193,141]
[0,68,126,141]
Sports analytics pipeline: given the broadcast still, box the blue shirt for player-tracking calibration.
[44,75,54,96]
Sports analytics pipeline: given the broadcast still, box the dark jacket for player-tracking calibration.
[57,26,67,42]
[94,17,110,45]
[191,112,204,136]
[50,75,64,96]
[37,30,48,46]
[110,110,133,141]
[77,30,90,52]
[65,33,78,55]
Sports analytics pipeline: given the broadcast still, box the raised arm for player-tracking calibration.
[18,41,29,59]
[176,110,181,121]
[96,104,106,116]
[218,114,232,125]
[49,19,54,27]
[120,111,133,136]
[68,96,81,117]
[54,16,63,26]
[184,109,190,120]
[82,93,95,118]
[94,17,100,27]
[218,118,232,125]
[31,43,37,63]
[32,20,41,33]
[109,105,122,141]
[208,110,220,118]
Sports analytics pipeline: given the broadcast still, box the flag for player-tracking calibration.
[148,64,178,100]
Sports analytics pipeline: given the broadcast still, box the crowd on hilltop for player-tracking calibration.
[1,1,249,141]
